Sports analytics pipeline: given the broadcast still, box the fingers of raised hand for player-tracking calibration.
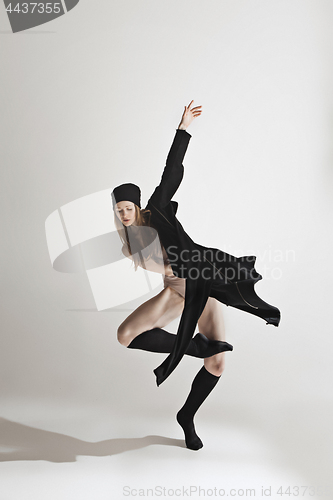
[191,106,202,118]
[186,101,202,113]
[182,101,202,122]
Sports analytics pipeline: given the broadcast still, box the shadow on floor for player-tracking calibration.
[0,417,185,462]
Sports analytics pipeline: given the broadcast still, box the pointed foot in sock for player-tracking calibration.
[193,332,233,358]
[176,410,203,451]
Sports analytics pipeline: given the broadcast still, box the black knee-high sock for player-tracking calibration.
[127,328,233,358]
[176,366,220,450]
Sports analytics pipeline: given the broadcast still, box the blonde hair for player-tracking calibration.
[114,204,158,270]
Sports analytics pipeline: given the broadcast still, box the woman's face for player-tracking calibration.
[115,201,136,226]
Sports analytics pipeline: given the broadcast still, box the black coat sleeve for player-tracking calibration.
[147,129,191,208]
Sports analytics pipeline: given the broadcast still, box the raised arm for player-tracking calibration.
[148,101,202,208]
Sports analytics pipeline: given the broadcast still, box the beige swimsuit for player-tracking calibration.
[162,250,186,298]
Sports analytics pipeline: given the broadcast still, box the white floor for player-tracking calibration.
[1,400,332,500]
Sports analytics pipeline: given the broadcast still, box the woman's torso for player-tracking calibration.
[121,240,174,277]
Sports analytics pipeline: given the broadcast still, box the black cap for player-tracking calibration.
[111,183,141,209]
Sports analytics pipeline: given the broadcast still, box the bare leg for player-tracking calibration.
[117,287,184,346]
[198,297,226,377]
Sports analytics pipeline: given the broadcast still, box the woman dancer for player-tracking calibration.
[111,101,280,450]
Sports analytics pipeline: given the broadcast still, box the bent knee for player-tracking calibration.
[204,355,225,377]
[117,324,134,347]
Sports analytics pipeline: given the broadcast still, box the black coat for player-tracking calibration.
[145,129,281,386]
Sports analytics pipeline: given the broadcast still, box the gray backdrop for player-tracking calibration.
[1,1,333,499]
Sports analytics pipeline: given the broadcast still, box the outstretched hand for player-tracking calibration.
[178,100,202,130]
